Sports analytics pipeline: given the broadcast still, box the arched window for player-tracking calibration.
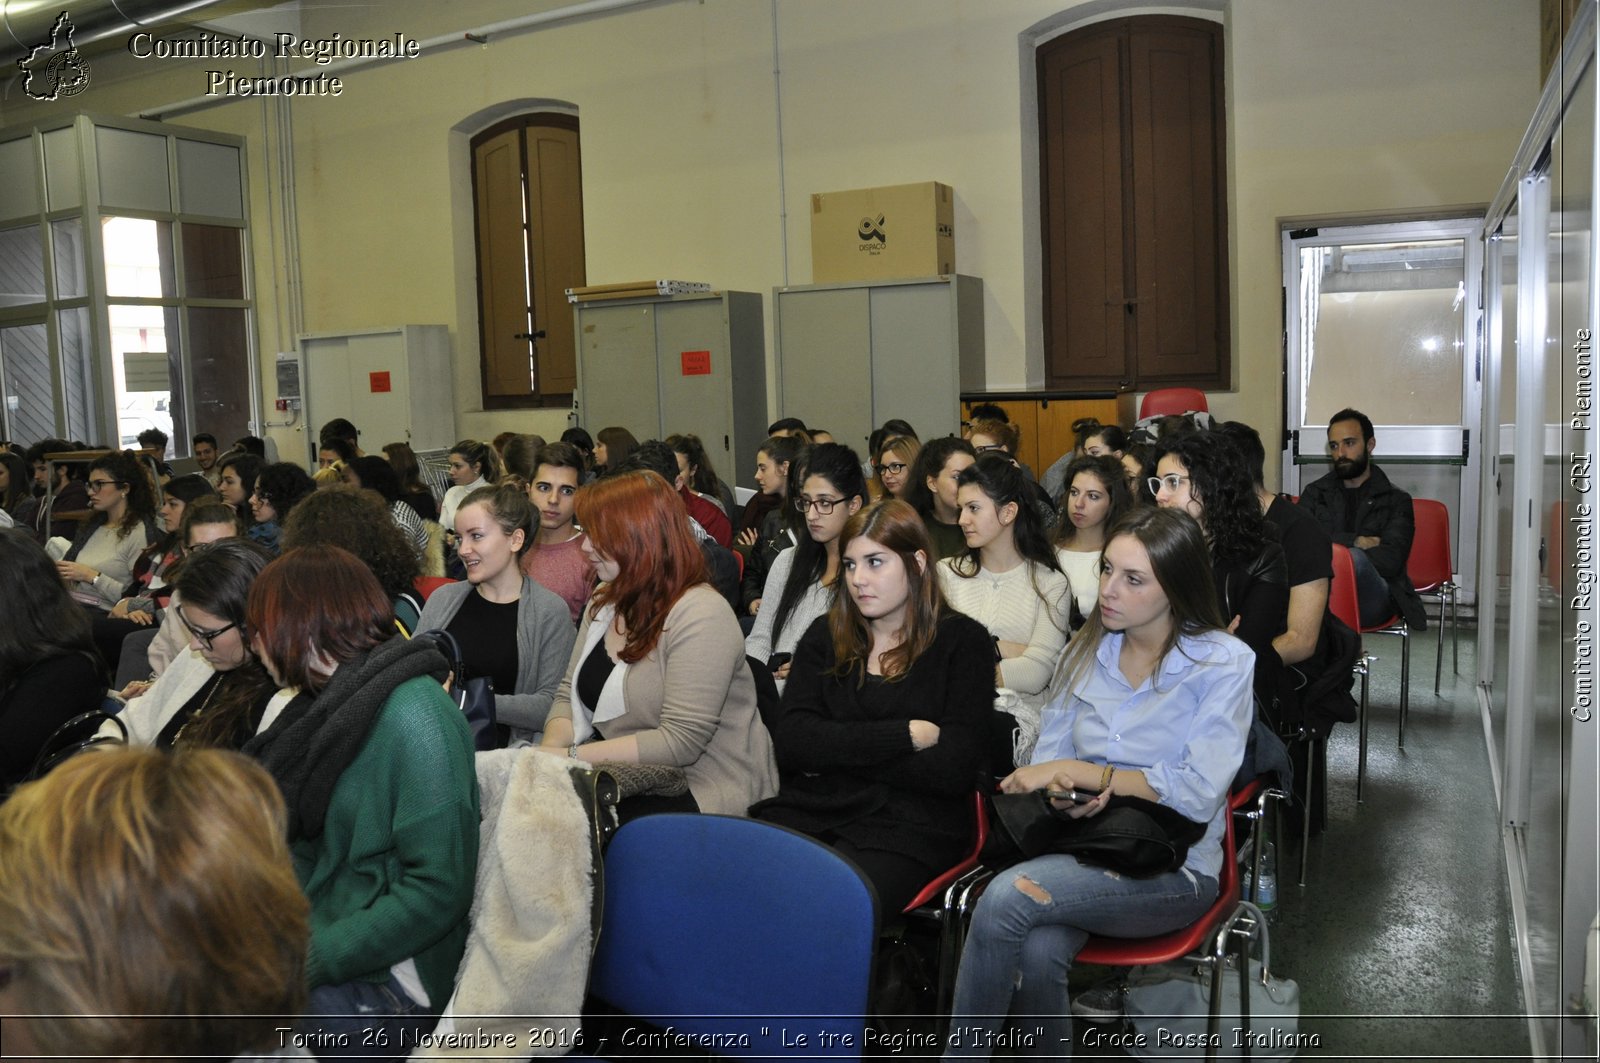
[470,113,585,409]
[1038,16,1228,391]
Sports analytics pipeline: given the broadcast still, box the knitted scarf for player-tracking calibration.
[244,635,448,840]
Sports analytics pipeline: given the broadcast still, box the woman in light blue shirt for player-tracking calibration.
[946,507,1253,1059]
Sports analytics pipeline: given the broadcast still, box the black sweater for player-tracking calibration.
[751,611,996,868]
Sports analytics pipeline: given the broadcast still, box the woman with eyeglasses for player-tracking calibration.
[746,444,866,691]
[1052,454,1136,624]
[937,454,1071,767]
[55,450,158,612]
[106,539,291,751]
[871,433,920,502]
[247,461,316,555]
[1151,429,1289,708]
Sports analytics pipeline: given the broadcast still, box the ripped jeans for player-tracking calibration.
[944,854,1217,1060]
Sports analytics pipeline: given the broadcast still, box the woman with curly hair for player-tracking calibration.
[1152,429,1288,706]
[1052,454,1135,623]
[280,485,424,634]
[248,462,316,555]
[56,450,159,611]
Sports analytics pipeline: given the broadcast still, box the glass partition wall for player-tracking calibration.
[1479,7,1599,1057]
[0,116,255,457]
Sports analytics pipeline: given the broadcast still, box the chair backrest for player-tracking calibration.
[1327,543,1362,632]
[1406,498,1452,592]
[901,789,989,912]
[1139,387,1209,419]
[414,575,458,601]
[589,814,878,1058]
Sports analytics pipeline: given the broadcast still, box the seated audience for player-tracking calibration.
[947,508,1252,1057]
[1297,408,1426,630]
[417,483,577,743]
[20,438,87,542]
[560,426,597,481]
[244,545,479,1053]
[1052,454,1135,624]
[345,454,429,555]
[541,471,779,819]
[967,416,1055,520]
[319,417,363,458]
[58,450,158,612]
[767,416,811,442]
[280,485,425,635]
[592,425,640,477]
[737,434,807,615]
[746,443,866,691]
[1122,442,1157,504]
[247,461,316,555]
[610,442,743,613]
[0,747,309,1060]
[871,433,921,503]
[317,436,357,469]
[808,428,835,444]
[127,502,246,687]
[939,454,1072,766]
[1153,429,1290,708]
[0,529,106,793]
[384,440,440,522]
[752,498,995,912]
[110,539,287,750]
[521,441,596,623]
[905,436,977,560]
[0,449,28,517]
[498,433,548,484]
[668,432,738,520]
[1041,417,1128,504]
[232,434,267,458]
[192,431,221,486]
[440,439,501,534]
[216,451,263,527]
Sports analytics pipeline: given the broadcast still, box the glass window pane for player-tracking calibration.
[181,224,244,299]
[177,139,243,219]
[102,217,175,299]
[0,136,39,221]
[58,307,97,442]
[0,322,55,443]
[0,225,46,308]
[43,127,81,212]
[53,218,85,299]
[96,127,170,213]
[188,307,251,446]
[109,304,179,449]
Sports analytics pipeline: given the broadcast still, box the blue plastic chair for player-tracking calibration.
[587,814,879,1059]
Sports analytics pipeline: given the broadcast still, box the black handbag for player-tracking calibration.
[416,628,501,751]
[981,790,1207,877]
[27,708,128,783]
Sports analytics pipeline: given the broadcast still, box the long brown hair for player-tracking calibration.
[828,499,946,683]
[575,471,708,663]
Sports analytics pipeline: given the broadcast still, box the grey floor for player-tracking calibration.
[1076,618,1533,1060]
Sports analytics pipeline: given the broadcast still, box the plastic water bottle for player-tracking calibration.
[1255,841,1278,910]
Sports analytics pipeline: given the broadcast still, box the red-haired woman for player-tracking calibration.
[541,471,778,818]
[243,544,478,1057]
[751,499,997,912]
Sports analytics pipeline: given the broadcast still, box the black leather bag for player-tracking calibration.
[416,628,500,751]
[27,708,127,783]
[981,791,1207,878]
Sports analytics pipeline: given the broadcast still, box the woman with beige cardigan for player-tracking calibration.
[541,471,777,819]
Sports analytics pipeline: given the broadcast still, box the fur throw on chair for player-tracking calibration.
[414,747,595,1059]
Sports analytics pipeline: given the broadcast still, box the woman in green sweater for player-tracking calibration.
[245,544,479,1058]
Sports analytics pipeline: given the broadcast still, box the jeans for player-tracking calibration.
[944,855,1217,1060]
[301,973,436,1062]
[1348,546,1396,628]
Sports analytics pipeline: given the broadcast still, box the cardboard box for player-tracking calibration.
[810,181,955,282]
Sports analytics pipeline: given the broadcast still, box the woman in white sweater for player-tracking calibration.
[745,443,866,691]
[936,453,1071,768]
[56,451,157,611]
[439,439,502,534]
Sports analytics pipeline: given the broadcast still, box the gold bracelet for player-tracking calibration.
[1100,763,1114,793]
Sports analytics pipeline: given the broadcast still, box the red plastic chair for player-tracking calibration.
[1407,499,1457,693]
[414,576,457,602]
[1139,387,1209,419]
[1330,545,1379,805]
[900,792,989,1014]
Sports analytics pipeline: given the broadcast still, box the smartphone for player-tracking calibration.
[1045,788,1099,804]
[768,652,793,670]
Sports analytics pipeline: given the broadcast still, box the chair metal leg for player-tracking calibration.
[1299,737,1316,887]
[1399,628,1411,749]
[1449,583,1459,676]
[1434,589,1446,694]
[1356,656,1370,802]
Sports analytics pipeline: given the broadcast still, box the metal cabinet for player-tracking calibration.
[573,291,765,482]
[300,325,454,466]
[773,275,984,454]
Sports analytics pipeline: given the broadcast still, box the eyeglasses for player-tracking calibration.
[795,496,845,515]
[86,479,126,493]
[973,443,1006,454]
[1148,474,1191,496]
[176,604,237,650]
[876,462,907,476]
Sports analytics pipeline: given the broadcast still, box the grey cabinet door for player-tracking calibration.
[655,300,730,464]
[869,283,961,442]
[776,287,873,452]
[576,303,660,440]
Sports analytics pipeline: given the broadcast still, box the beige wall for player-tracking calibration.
[0,0,1539,479]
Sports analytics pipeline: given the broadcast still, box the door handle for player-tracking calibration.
[513,330,547,341]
